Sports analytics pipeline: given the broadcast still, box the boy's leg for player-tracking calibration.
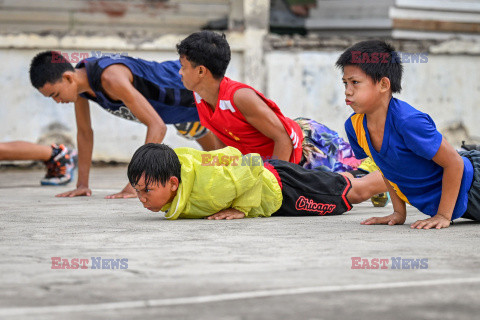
[0,141,77,186]
[268,159,353,216]
[347,171,388,205]
[459,150,480,220]
[41,144,78,186]
[461,141,480,152]
[351,157,389,207]
[293,118,389,207]
[195,131,217,151]
[173,121,216,151]
[340,171,355,179]
[0,141,51,161]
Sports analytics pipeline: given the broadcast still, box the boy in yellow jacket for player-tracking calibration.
[127,144,386,219]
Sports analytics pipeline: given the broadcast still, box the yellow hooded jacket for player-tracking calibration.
[161,147,283,219]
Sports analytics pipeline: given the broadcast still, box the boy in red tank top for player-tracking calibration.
[177,31,302,165]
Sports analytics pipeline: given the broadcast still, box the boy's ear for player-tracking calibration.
[169,176,179,192]
[197,65,207,78]
[63,71,75,84]
[379,77,391,93]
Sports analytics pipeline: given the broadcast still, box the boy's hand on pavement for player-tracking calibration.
[56,186,92,197]
[105,183,137,199]
[411,215,451,229]
[361,211,406,226]
[207,208,246,220]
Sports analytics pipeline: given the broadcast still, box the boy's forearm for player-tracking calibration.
[117,84,167,145]
[76,130,93,188]
[272,137,293,161]
[436,158,464,220]
[384,177,407,217]
[145,123,167,144]
[390,195,406,217]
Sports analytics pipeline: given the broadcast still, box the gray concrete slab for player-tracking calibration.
[1,167,480,320]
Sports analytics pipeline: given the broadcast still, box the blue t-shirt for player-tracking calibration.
[76,56,199,124]
[345,97,473,220]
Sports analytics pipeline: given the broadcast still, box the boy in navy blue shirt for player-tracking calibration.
[336,40,480,229]
[29,51,217,199]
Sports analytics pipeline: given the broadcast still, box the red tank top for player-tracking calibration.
[194,77,303,164]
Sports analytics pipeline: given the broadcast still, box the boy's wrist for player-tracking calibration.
[391,207,406,218]
[391,211,406,222]
[436,212,453,221]
[232,206,249,217]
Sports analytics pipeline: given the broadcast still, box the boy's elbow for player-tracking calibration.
[153,121,167,136]
[446,152,465,172]
[456,153,465,170]
[278,134,294,149]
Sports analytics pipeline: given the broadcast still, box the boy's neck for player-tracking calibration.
[365,94,392,124]
[169,190,178,202]
[194,77,223,110]
[75,67,95,96]
[364,94,392,153]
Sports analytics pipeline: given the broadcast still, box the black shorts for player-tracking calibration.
[459,150,480,221]
[265,160,352,216]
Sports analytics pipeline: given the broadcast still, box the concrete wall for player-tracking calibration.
[1,38,479,162]
[265,50,480,145]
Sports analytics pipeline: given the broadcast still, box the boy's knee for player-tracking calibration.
[350,187,371,204]
[359,186,374,202]
[0,144,7,160]
[348,178,375,204]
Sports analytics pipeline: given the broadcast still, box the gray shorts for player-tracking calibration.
[173,121,209,140]
[458,150,480,220]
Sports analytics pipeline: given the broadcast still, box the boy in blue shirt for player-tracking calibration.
[336,40,480,229]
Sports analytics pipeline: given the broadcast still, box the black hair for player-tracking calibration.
[29,51,74,89]
[335,40,403,93]
[176,30,231,79]
[127,143,181,188]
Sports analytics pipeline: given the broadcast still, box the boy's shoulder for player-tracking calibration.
[389,97,418,116]
[221,77,253,96]
[388,98,435,129]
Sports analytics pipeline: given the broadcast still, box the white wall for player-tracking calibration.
[265,51,480,143]
[1,46,479,162]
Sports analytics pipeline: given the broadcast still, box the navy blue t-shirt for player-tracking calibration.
[345,97,473,219]
[76,56,199,124]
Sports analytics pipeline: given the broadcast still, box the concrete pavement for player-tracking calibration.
[1,166,479,320]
